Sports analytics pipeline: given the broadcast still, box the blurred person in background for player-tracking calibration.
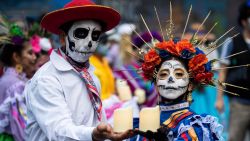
[0,60,3,77]
[106,23,136,69]
[90,34,115,100]
[216,1,250,141]
[24,0,132,140]
[0,21,36,141]
[33,37,52,68]
[28,22,53,70]
[114,31,163,107]
[105,29,121,68]
[90,33,141,126]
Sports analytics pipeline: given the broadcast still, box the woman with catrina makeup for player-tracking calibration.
[130,37,225,141]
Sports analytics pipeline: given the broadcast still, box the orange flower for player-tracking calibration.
[144,49,161,65]
[188,54,208,71]
[176,39,195,55]
[142,49,162,80]
[194,72,214,84]
[192,66,205,75]
[156,40,178,56]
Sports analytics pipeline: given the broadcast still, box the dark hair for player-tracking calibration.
[0,43,25,66]
[59,20,107,34]
[238,1,250,26]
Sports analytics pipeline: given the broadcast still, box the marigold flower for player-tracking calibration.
[155,40,178,56]
[144,49,161,65]
[194,72,213,84]
[176,39,195,55]
[188,54,208,71]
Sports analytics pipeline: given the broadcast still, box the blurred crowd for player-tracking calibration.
[0,1,250,141]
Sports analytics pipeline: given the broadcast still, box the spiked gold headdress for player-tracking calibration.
[120,2,250,96]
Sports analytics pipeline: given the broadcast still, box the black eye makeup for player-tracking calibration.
[92,30,101,41]
[174,68,186,79]
[157,69,170,80]
[74,28,89,39]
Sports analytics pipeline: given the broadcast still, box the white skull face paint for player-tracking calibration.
[156,60,189,100]
[65,20,102,63]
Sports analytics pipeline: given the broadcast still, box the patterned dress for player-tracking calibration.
[114,61,158,107]
[131,101,224,141]
[0,67,27,141]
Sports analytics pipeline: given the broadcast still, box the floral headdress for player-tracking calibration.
[142,39,213,85]
[0,15,25,46]
[124,4,250,96]
[28,22,52,53]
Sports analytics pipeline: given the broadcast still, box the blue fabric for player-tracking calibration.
[131,102,224,141]
[189,73,229,141]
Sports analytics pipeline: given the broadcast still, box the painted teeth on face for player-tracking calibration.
[156,60,189,100]
[157,85,187,90]
[65,20,101,63]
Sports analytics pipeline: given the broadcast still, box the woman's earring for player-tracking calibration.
[187,91,192,104]
[15,64,23,74]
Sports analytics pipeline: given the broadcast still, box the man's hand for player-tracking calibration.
[92,123,133,141]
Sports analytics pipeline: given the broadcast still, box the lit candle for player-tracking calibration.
[113,107,133,132]
[139,106,160,132]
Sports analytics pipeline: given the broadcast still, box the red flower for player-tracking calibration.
[194,72,214,84]
[155,40,178,56]
[192,66,205,75]
[188,54,208,72]
[144,49,161,65]
[175,39,196,55]
[142,62,154,72]
[142,49,162,80]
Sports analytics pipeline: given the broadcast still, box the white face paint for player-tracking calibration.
[156,60,189,100]
[65,20,102,63]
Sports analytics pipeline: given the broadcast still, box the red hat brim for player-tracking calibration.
[41,5,120,34]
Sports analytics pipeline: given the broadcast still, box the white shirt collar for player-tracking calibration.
[50,50,95,72]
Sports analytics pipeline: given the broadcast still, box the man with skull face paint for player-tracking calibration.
[24,0,133,141]
[130,38,224,140]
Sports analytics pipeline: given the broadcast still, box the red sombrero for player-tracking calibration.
[41,0,120,34]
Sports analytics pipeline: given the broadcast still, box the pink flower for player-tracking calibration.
[30,35,41,53]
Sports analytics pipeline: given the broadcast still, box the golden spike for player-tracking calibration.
[212,64,250,71]
[215,50,248,62]
[214,26,235,44]
[206,33,240,56]
[209,85,239,96]
[166,1,174,39]
[126,49,144,61]
[154,6,165,41]
[218,81,249,91]
[130,26,153,49]
[197,22,218,46]
[215,80,248,90]
[181,5,192,39]
[170,1,173,24]
[193,11,211,38]
[124,38,144,55]
[140,14,154,45]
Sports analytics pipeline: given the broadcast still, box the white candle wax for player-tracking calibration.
[117,85,132,101]
[134,88,146,104]
[113,107,133,132]
[139,106,160,132]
